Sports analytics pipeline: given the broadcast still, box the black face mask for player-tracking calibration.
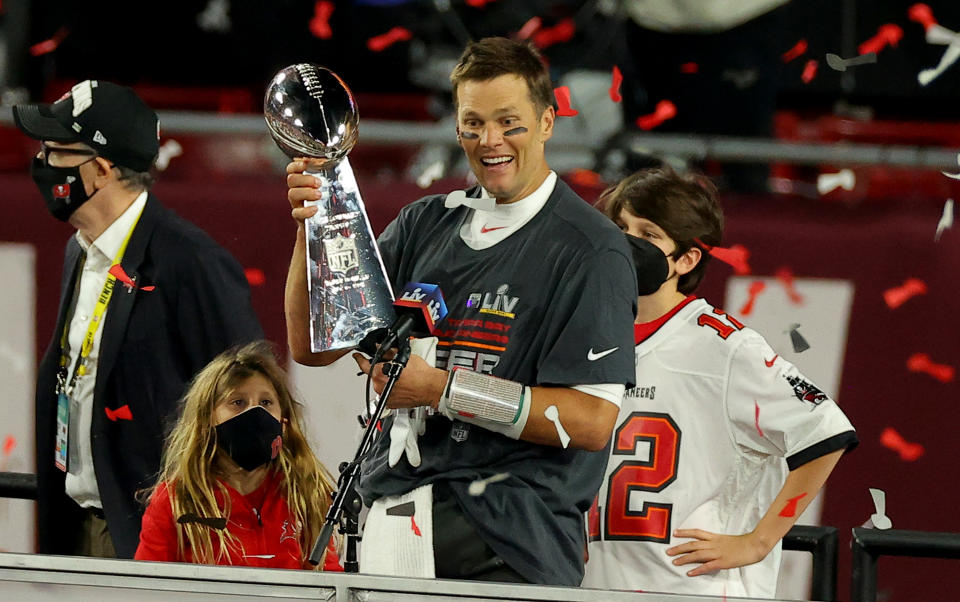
[29,157,96,222]
[215,406,283,471]
[625,233,670,296]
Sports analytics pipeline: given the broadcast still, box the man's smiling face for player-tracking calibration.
[456,74,554,204]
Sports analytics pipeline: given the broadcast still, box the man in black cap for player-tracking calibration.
[14,80,263,558]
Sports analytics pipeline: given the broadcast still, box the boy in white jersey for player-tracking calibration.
[581,168,858,598]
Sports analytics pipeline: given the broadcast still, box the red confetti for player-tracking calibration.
[782,39,808,63]
[2,435,16,456]
[679,62,699,74]
[516,16,542,40]
[410,515,422,536]
[858,24,903,56]
[908,3,937,31]
[883,277,927,309]
[778,492,808,518]
[29,27,69,57]
[245,267,266,287]
[695,239,751,275]
[105,405,133,422]
[906,352,955,383]
[532,18,575,50]
[635,100,677,130]
[775,267,804,304]
[108,264,155,292]
[739,281,766,316]
[569,168,602,188]
[367,26,413,53]
[880,427,925,461]
[609,65,623,103]
[754,401,764,438]
[801,59,818,83]
[309,1,334,39]
[554,86,578,117]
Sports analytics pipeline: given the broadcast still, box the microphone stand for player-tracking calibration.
[309,339,412,567]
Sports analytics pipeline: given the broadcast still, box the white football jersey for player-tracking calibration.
[582,298,856,598]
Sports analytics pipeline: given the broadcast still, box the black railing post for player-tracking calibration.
[784,525,839,601]
[850,529,878,602]
[849,527,960,602]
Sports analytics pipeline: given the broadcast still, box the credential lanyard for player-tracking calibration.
[57,206,145,395]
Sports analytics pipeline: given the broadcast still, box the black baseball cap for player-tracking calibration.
[13,80,159,172]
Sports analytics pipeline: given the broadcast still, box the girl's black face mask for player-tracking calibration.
[30,156,96,222]
[215,406,283,471]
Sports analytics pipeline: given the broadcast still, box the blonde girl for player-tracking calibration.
[136,341,340,570]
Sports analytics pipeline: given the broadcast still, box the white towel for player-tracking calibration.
[360,483,435,578]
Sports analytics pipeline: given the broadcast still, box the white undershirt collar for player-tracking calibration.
[460,171,557,250]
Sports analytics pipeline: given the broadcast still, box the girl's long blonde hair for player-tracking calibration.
[147,341,337,566]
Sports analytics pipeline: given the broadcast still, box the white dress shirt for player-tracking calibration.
[64,191,147,509]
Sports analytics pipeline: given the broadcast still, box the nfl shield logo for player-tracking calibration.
[53,184,70,200]
[323,234,359,273]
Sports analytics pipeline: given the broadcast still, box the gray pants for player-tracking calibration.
[71,507,117,558]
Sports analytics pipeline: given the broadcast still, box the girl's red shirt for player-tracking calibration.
[136,470,341,571]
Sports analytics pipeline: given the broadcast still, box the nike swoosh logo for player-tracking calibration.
[481,225,507,233]
[587,347,619,361]
[765,354,778,367]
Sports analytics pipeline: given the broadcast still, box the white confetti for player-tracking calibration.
[416,160,445,189]
[935,199,954,241]
[467,472,510,496]
[863,488,893,530]
[825,52,877,72]
[919,24,960,86]
[941,154,960,180]
[155,139,183,171]
[197,0,231,33]
[816,169,855,195]
[544,405,571,449]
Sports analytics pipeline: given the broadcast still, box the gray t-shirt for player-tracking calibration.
[359,179,637,585]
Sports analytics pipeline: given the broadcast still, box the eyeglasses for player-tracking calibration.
[39,143,97,167]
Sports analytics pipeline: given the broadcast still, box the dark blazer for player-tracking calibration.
[35,194,263,558]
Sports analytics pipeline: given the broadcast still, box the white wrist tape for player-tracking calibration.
[438,369,531,439]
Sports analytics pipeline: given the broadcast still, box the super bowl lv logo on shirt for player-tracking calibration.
[434,284,520,374]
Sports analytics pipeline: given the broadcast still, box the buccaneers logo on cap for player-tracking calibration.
[52,184,70,200]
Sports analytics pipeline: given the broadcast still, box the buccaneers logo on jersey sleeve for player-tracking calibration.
[784,374,828,407]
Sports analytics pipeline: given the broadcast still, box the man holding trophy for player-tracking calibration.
[278,38,637,586]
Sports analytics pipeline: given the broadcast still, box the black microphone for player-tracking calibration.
[625,234,670,296]
[371,282,448,361]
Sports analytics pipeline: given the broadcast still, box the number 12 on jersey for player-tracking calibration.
[589,412,681,543]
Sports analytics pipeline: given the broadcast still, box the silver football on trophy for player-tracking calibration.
[264,64,359,164]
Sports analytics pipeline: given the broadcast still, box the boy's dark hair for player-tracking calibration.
[601,167,724,294]
[450,37,553,115]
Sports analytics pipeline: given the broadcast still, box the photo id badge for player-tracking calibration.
[55,391,69,472]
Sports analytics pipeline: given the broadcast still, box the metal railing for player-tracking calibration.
[8,472,960,602]
[782,525,839,601]
[850,527,960,602]
[0,551,787,601]
[0,472,37,500]
[2,107,958,170]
